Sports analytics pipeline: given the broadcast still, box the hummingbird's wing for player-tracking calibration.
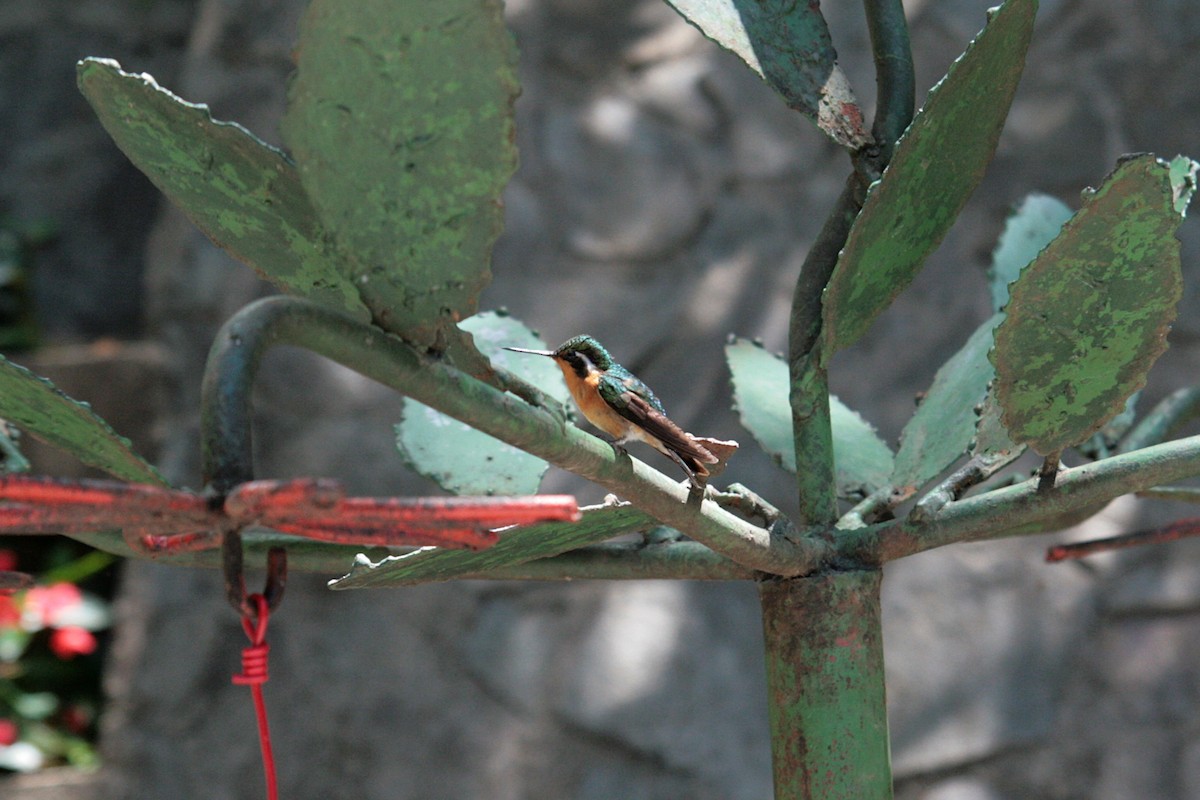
[598,375,718,466]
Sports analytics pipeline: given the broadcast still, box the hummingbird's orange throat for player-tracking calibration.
[504,335,739,489]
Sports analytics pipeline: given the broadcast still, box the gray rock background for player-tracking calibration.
[2,0,1199,797]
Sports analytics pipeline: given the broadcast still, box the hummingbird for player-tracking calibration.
[505,335,737,490]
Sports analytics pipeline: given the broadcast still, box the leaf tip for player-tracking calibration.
[1168,155,1199,216]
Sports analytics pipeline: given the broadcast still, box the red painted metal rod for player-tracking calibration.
[1046,516,1200,562]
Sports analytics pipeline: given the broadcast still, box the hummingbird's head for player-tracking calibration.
[553,335,614,373]
[504,335,614,378]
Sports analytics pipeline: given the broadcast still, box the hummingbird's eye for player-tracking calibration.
[563,352,589,378]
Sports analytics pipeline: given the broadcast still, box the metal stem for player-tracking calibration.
[864,0,915,164]
[200,296,829,576]
[760,570,892,799]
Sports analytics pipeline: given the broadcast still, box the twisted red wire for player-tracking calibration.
[233,593,278,800]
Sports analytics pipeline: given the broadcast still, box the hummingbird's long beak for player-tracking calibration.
[503,346,556,357]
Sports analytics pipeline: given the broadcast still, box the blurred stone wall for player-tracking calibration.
[3,0,1200,797]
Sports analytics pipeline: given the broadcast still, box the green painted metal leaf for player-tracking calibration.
[822,0,1037,357]
[0,355,165,485]
[892,314,1002,496]
[330,503,652,589]
[726,339,893,495]
[662,0,868,148]
[990,154,1197,456]
[970,387,1024,472]
[281,0,519,347]
[988,193,1074,313]
[75,58,369,321]
[396,312,569,495]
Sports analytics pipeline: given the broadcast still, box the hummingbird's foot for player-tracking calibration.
[607,439,631,460]
[659,447,707,494]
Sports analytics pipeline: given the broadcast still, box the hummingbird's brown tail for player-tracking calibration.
[678,436,739,479]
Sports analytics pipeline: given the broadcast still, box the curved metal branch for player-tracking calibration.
[785,3,911,527]
[787,178,863,525]
[863,0,915,164]
[201,296,831,577]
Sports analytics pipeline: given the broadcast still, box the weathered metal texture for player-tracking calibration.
[890,315,1002,501]
[0,351,164,485]
[838,431,1200,565]
[447,540,758,582]
[280,0,519,348]
[224,480,580,551]
[759,570,892,799]
[224,535,287,616]
[991,154,1196,456]
[863,0,915,158]
[1046,516,1200,562]
[201,296,825,575]
[75,58,368,321]
[821,0,1037,357]
[0,474,578,554]
[726,339,893,497]
[787,180,865,528]
[987,193,1074,313]
[662,0,868,148]
[333,502,655,588]
[968,388,1025,471]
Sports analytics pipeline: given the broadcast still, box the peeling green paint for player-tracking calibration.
[760,570,891,799]
[75,58,369,320]
[331,503,654,589]
[662,0,868,148]
[991,154,1196,455]
[822,0,1037,357]
[0,354,165,485]
[988,193,1074,313]
[281,0,519,348]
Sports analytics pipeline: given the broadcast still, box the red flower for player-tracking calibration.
[0,594,18,628]
[60,705,93,735]
[23,582,82,627]
[49,626,97,659]
[0,718,17,747]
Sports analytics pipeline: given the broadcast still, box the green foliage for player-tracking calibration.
[281,0,519,349]
[0,546,114,773]
[396,313,568,495]
[0,356,163,485]
[821,0,1037,357]
[991,154,1196,456]
[662,0,868,148]
[75,59,369,321]
[332,503,653,589]
[726,339,893,496]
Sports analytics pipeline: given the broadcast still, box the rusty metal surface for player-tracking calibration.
[0,475,580,555]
